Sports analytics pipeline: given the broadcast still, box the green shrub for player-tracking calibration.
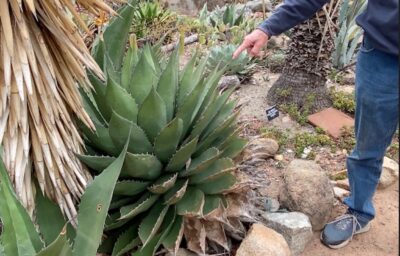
[330,88,356,114]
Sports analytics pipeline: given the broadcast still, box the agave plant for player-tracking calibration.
[200,3,246,28]
[332,0,367,69]
[207,44,256,79]
[135,1,172,24]
[77,2,247,255]
[0,141,129,256]
[132,1,176,41]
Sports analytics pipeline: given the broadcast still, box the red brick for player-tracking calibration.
[308,108,354,138]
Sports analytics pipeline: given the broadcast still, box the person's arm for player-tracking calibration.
[233,0,330,58]
[258,0,331,37]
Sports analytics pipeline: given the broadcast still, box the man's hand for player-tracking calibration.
[233,29,269,59]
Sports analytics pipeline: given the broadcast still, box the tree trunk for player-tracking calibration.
[267,2,339,113]
[267,69,332,113]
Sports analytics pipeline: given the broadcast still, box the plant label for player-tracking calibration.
[266,106,279,121]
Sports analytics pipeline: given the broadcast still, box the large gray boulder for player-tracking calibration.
[279,159,335,231]
[263,212,313,255]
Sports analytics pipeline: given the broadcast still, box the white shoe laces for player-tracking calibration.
[328,214,363,240]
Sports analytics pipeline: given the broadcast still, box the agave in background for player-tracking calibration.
[0,0,124,219]
[332,0,367,69]
[199,3,246,28]
[207,44,256,79]
[77,2,247,255]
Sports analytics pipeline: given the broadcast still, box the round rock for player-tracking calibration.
[279,159,335,231]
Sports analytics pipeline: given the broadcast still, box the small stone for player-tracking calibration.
[264,197,280,212]
[282,116,291,123]
[334,187,350,201]
[263,212,313,255]
[246,0,273,12]
[378,157,399,189]
[274,154,284,161]
[330,180,338,186]
[236,223,291,256]
[280,160,335,231]
[301,147,312,159]
[166,248,197,256]
[336,178,350,190]
[217,75,240,90]
[342,71,356,85]
[246,138,280,158]
[342,149,348,155]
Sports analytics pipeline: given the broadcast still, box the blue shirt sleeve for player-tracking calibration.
[258,0,331,37]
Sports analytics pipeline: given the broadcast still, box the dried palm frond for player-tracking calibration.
[0,0,122,220]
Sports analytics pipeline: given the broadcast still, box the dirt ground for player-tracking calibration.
[234,69,399,256]
[302,182,399,256]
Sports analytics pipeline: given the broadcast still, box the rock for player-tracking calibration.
[334,187,350,201]
[301,147,312,159]
[263,212,313,255]
[166,248,197,256]
[264,197,280,212]
[335,178,350,190]
[342,71,356,85]
[280,159,335,231]
[218,75,240,90]
[243,138,279,161]
[246,0,273,12]
[378,157,399,189]
[274,154,284,161]
[236,223,291,256]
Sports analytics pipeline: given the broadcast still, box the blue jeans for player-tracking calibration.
[343,36,399,223]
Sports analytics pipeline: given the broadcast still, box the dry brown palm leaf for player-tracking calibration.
[0,0,123,220]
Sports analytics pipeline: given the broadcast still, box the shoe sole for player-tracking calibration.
[320,223,371,249]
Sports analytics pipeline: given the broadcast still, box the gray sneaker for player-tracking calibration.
[321,213,371,249]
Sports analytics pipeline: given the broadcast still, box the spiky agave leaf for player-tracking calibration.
[0,133,131,256]
[78,3,247,255]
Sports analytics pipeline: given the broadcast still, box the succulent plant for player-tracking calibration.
[332,0,366,69]
[200,3,246,28]
[0,140,129,256]
[132,1,176,41]
[77,2,247,255]
[207,44,256,79]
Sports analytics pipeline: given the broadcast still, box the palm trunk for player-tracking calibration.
[267,1,340,113]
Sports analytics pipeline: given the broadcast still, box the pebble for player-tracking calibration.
[274,154,284,161]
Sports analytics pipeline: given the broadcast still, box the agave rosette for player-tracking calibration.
[207,44,256,78]
[77,2,247,255]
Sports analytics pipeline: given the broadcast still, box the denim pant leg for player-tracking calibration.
[343,37,399,223]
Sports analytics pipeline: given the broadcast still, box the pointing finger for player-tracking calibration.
[233,41,250,59]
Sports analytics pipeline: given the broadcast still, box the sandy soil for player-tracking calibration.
[301,182,399,256]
